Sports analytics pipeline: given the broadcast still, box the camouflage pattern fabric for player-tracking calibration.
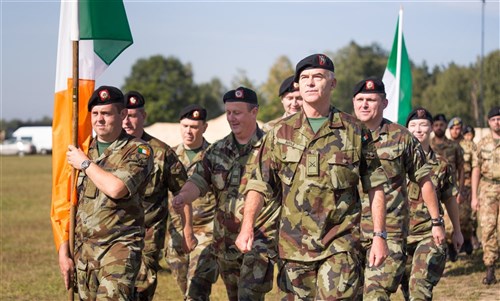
[277,251,361,300]
[165,139,219,300]
[455,139,476,240]
[75,131,153,301]
[188,127,280,300]
[262,114,285,133]
[473,134,500,267]
[245,107,387,297]
[430,136,464,178]
[135,131,187,301]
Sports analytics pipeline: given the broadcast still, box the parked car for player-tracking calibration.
[0,138,37,156]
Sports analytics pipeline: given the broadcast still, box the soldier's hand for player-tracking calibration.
[456,193,462,204]
[66,145,88,170]
[471,196,479,212]
[172,195,185,214]
[431,225,446,246]
[452,230,464,253]
[182,232,198,253]
[369,237,388,267]
[58,242,75,290]
[235,229,254,254]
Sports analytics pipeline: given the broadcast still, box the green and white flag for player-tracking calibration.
[382,8,412,125]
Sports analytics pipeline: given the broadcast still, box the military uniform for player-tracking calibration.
[246,107,387,300]
[75,131,153,301]
[400,149,456,301]
[458,138,476,242]
[166,139,219,300]
[188,127,280,301]
[134,132,187,301]
[359,118,430,300]
[472,134,500,268]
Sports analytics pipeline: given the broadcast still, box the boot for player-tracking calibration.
[447,243,458,262]
[482,266,497,285]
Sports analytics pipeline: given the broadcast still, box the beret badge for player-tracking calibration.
[193,110,200,119]
[416,109,426,119]
[235,89,244,99]
[129,96,137,105]
[365,80,375,90]
[99,90,110,101]
[318,55,326,66]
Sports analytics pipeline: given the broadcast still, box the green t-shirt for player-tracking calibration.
[97,141,112,156]
[307,117,328,134]
[185,147,203,162]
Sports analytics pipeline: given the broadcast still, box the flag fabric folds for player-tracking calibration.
[51,0,133,251]
[382,8,412,125]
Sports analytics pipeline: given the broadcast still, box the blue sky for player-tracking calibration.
[1,1,499,120]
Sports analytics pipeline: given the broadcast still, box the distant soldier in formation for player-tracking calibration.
[165,104,219,300]
[472,106,500,285]
[352,78,445,300]
[262,75,303,132]
[63,86,154,300]
[462,124,480,249]
[463,125,476,142]
[236,54,389,300]
[401,107,463,301]
[122,91,187,301]
[430,113,464,261]
[173,87,280,301]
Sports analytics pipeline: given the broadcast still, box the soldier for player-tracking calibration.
[430,113,464,261]
[352,78,446,300]
[463,125,475,142]
[448,117,476,254]
[236,54,389,300]
[165,104,219,300]
[471,106,500,285]
[121,91,187,300]
[401,107,463,301]
[262,75,303,132]
[173,87,280,301]
[62,86,154,300]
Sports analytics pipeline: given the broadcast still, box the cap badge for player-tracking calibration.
[365,80,375,90]
[235,89,244,99]
[192,110,200,119]
[129,96,137,105]
[99,90,110,101]
[416,109,425,118]
[318,55,326,66]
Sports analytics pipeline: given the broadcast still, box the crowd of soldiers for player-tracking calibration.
[57,53,500,301]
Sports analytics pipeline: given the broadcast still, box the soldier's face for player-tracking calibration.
[449,124,462,140]
[353,93,388,124]
[122,108,146,138]
[225,102,258,140]
[488,116,500,135]
[432,120,447,138]
[180,118,207,149]
[281,90,303,116]
[464,132,474,141]
[91,104,127,142]
[408,119,432,143]
[298,69,336,105]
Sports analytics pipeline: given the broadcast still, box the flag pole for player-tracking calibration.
[395,7,403,109]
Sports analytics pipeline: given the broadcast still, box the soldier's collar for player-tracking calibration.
[328,107,344,129]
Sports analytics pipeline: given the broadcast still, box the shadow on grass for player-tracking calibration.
[443,249,499,277]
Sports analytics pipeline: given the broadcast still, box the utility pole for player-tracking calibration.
[479,0,485,127]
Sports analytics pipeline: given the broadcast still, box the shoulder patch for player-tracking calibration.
[138,145,151,156]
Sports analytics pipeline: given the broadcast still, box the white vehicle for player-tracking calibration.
[12,126,52,154]
[0,138,37,156]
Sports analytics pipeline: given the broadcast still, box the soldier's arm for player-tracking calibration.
[471,167,481,211]
[443,195,464,252]
[419,175,446,246]
[235,190,264,253]
[368,185,388,267]
[58,241,74,290]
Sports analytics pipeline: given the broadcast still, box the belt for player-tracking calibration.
[481,177,500,184]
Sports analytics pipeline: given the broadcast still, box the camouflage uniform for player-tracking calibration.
[188,127,280,301]
[134,132,187,301]
[472,134,500,268]
[458,139,477,241]
[401,149,456,301]
[165,139,218,300]
[262,114,286,133]
[359,119,430,300]
[246,107,388,300]
[75,131,153,301]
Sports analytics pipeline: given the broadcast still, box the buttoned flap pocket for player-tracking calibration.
[212,164,229,191]
[328,150,360,189]
[480,149,492,161]
[277,139,303,186]
[376,147,404,179]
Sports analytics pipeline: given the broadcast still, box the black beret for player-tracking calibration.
[294,54,335,83]
[463,125,475,135]
[433,113,447,123]
[279,76,296,97]
[223,87,258,105]
[179,104,207,121]
[88,86,124,112]
[447,117,462,129]
[352,77,385,97]
[487,106,500,119]
[406,107,433,127]
[124,91,145,109]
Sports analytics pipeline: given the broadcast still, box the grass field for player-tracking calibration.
[0,155,498,300]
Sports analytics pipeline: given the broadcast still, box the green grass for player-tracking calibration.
[0,156,497,300]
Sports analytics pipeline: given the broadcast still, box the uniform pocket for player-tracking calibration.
[328,150,360,189]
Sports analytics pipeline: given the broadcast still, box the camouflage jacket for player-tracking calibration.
[246,107,387,262]
[430,136,464,182]
[167,139,216,251]
[359,118,430,241]
[262,113,287,133]
[75,131,153,254]
[459,138,476,186]
[189,127,280,260]
[472,134,500,181]
[407,149,456,244]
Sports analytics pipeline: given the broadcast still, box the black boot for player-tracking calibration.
[482,266,497,285]
[447,243,458,262]
[460,239,473,255]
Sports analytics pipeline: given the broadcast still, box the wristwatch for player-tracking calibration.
[431,216,444,227]
[373,231,388,240]
[81,159,92,171]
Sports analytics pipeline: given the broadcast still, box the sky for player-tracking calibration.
[1,0,499,121]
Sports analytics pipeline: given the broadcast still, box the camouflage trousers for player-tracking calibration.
[75,241,142,301]
[165,226,219,301]
[400,237,447,301]
[278,251,361,300]
[217,249,274,301]
[358,239,407,301]
[478,180,500,267]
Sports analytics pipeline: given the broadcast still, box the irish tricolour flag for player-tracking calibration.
[382,8,412,125]
[51,0,133,251]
